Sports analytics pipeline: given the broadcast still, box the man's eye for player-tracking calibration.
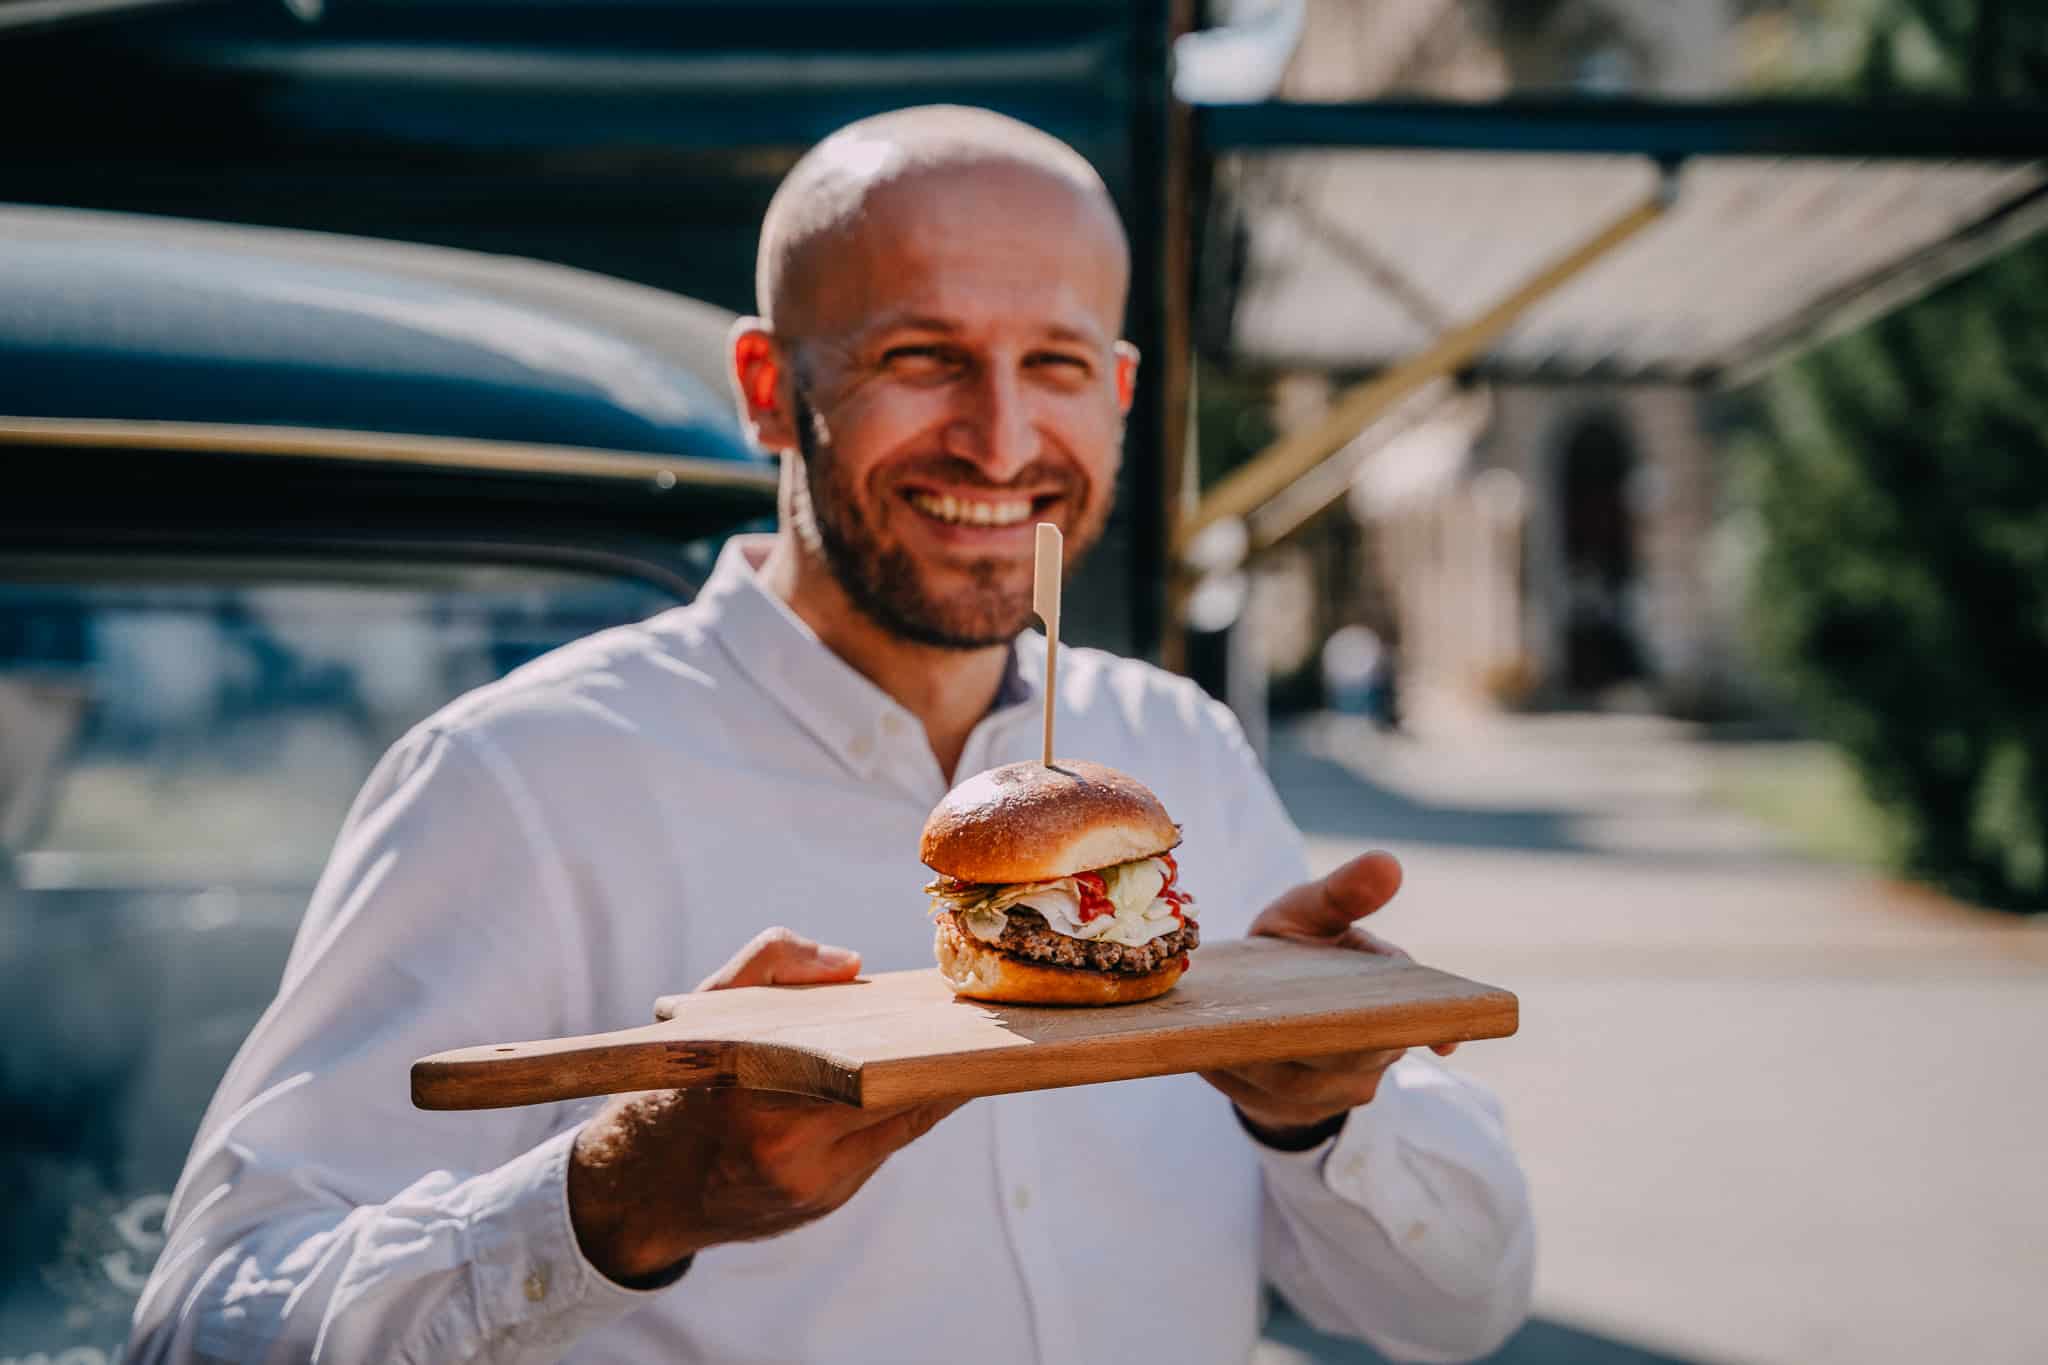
[884,345,958,370]
[1028,353,1093,378]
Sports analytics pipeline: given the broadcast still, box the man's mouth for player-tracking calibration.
[907,492,1039,528]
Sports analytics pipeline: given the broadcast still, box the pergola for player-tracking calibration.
[1174,95,2048,571]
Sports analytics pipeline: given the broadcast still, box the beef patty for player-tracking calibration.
[948,907,1199,975]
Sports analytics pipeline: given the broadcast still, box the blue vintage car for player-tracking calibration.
[0,205,777,1362]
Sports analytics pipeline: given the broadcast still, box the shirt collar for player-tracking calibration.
[686,535,1039,778]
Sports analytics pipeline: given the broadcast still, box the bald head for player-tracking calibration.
[757,105,1130,336]
[733,107,1139,656]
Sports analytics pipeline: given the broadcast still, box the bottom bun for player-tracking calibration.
[934,919,1186,1006]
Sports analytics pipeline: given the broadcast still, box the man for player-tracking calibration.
[130,106,1532,1364]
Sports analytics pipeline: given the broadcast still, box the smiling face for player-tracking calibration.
[755,151,1137,649]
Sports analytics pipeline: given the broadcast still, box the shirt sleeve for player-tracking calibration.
[1254,1056,1536,1363]
[1197,702,1535,1363]
[127,724,662,1365]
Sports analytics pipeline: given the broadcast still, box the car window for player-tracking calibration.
[0,554,692,1363]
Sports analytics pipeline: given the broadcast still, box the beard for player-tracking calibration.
[789,389,1112,650]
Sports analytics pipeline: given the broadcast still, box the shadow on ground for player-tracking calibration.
[1263,724,1795,869]
[1263,734,1592,856]
[1264,1303,1721,1364]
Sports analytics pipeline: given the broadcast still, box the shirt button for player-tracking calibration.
[1012,1184,1033,1211]
[848,734,874,759]
[881,713,907,737]
[524,1270,548,1303]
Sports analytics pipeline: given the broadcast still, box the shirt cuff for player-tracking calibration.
[1249,1063,1435,1240]
[1316,1073,1419,1213]
[460,1124,681,1355]
[1286,1058,1522,1301]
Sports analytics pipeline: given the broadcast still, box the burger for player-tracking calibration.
[921,759,1199,1005]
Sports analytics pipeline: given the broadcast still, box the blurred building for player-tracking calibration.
[1228,0,1764,718]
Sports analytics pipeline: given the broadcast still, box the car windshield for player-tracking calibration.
[0,553,694,1362]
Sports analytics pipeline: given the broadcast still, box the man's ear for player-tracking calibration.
[1113,341,1141,416]
[730,318,797,455]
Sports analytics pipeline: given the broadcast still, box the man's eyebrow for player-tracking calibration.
[866,314,962,337]
[861,315,1108,348]
[1037,323,1108,348]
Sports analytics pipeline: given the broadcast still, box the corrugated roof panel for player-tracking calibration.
[1226,151,2048,381]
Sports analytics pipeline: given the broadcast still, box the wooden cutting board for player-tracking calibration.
[411,938,1517,1111]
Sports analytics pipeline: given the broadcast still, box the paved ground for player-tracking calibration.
[1255,708,2048,1365]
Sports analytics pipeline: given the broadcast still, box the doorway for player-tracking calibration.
[1558,411,1644,694]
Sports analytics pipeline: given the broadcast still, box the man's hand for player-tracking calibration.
[1199,852,1455,1146]
[568,928,964,1284]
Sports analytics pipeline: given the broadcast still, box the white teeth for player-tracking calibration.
[911,493,1034,527]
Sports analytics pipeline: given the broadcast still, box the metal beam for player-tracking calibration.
[1199,97,2048,162]
[1245,382,1483,555]
[1172,178,1673,559]
[1145,0,1195,670]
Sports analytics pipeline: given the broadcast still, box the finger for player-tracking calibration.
[1199,1069,1352,1131]
[1337,926,1413,961]
[831,1098,967,1168]
[1248,852,1403,941]
[1294,1047,1407,1074]
[696,927,862,991]
[1431,1042,1460,1057]
[739,1093,953,1157]
[729,1089,867,1128]
[1199,1066,1286,1113]
[1213,1046,1403,1089]
[818,1096,957,1139]
[1211,1056,1398,1109]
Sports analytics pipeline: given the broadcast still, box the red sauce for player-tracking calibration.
[1074,870,1115,921]
[1074,857,1196,925]
[1156,854,1191,921]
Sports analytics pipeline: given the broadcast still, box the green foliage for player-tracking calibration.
[1742,0,2048,909]
[1192,358,1277,489]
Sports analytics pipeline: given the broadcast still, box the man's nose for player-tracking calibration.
[943,366,1038,483]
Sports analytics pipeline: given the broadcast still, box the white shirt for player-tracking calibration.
[128,536,1533,1365]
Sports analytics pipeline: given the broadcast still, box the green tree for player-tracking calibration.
[1742,0,2048,908]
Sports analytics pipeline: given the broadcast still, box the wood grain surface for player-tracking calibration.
[411,938,1518,1111]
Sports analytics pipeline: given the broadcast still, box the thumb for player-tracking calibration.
[1250,851,1403,942]
[696,926,862,992]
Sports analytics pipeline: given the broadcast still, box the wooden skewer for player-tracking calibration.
[1034,522,1062,767]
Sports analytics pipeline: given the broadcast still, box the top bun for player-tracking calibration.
[920,759,1179,884]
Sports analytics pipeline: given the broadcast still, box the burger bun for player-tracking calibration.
[921,759,1179,885]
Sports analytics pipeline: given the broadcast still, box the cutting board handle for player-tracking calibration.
[411,1024,736,1111]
